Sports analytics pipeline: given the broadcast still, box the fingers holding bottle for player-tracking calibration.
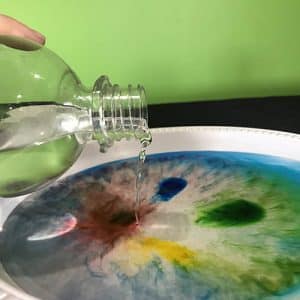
[0,14,45,45]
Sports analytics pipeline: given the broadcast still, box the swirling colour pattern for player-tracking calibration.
[1,151,300,300]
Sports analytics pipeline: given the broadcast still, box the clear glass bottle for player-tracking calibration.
[0,35,151,197]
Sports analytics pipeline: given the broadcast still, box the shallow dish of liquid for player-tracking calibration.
[1,126,300,300]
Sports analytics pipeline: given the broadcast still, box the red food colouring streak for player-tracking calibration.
[76,189,155,247]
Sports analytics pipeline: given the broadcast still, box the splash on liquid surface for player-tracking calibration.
[1,151,300,300]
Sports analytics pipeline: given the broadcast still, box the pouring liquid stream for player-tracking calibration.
[135,129,152,225]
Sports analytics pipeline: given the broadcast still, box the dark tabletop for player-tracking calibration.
[148,96,300,134]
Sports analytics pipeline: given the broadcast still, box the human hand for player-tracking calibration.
[0,14,45,45]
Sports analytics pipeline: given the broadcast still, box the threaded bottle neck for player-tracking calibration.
[92,76,151,152]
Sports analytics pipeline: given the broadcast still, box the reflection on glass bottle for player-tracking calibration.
[0,35,151,197]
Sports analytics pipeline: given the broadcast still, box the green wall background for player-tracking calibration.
[1,0,300,104]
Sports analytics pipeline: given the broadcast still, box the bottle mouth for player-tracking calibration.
[92,75,150,152]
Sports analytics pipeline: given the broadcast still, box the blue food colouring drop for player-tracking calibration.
[154,177,188,202]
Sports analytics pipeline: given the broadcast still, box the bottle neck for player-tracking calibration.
[91,76,151,152]
[0,76,150,152]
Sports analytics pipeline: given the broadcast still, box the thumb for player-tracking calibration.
[0,14,45,45]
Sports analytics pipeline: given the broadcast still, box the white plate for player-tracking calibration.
[1,126,300,300]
